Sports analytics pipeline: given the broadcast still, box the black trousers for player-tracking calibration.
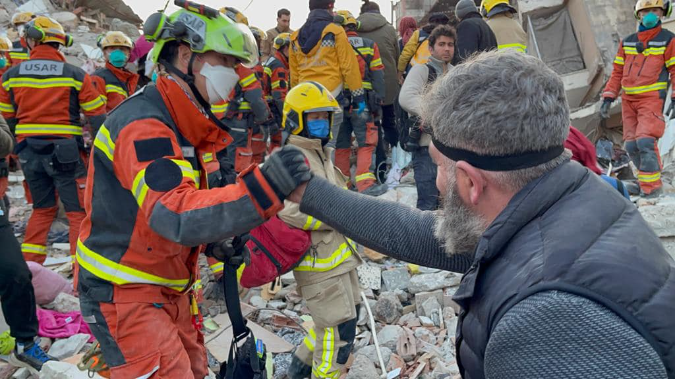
[0,198,38,342]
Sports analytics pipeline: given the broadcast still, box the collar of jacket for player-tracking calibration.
[346,31,359,38]
[428,55,451,73]
[155,75,225,147]
[638,23,662,44]
[29,44,66,62]
[274,51,289,68]
[287,134,326,154]
[104,61,139,83]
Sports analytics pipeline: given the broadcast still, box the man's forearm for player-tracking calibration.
[299,177,472,273]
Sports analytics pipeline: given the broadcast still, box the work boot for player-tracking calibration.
[286,355,312,379]
[9,339,56,375]
[361,183,388,197]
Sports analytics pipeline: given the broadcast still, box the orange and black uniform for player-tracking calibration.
[603,24,675,194]
[250,62,270,163]
[335,31,385,192]
[0,45,106,264]
[263,50,289,152]
[9,40,29,65]
[77,76,283,378]
[212,64,269,172]
[92,62,140,114]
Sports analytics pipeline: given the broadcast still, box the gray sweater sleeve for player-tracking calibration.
[485,290,667,379]
[299,176,473,273]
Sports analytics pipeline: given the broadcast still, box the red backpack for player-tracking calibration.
[239,216,311,288]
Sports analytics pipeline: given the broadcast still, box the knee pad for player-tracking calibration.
[636,137,660,172]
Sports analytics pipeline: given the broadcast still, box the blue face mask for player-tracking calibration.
[307,118,330,138]
[151,71,158,83]
[0,56,6,69]
[642,12,660,29]
[109,49,128,68]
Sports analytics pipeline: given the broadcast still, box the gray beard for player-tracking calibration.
[434,174,487,257]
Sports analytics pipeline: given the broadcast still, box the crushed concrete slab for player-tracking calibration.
[40,361,104,378]
[47,334,90,360]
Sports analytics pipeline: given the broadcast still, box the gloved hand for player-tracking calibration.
[599,98,614,119]
[667,99,675,120]
[205,235,251,267]
[352,94,366,115]
[266,120,280,136]
[260,145,312,201]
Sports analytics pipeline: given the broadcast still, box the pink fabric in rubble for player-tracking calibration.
[27,261,74,305]
[130,35,154,63]
[36,308,94,342]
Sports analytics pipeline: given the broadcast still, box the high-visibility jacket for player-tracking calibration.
[398,29,431,72]
[486,13,527,53]
[0,45,106,143]
[0,51,10,76]
[290,21,363,98]
[263,51,290,119]
[603,25,675,101]
[9,40,29,65]
[278,135,362,287]
[212,64,269,123]
[346,31,385,100]
[92,62,140,113]
[77,76,284,303]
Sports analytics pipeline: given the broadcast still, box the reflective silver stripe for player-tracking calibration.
[135,365,160,379]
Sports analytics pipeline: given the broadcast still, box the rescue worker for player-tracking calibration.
[290,0,366,147]
[250,26,272,164]
[278,81,363,379]
[397,13,449,82]
[77,4,310,377]
[333,11,388,196]
[454,0,498,65]
[0,36,13,75]
[601,0,675,197]
[9,12,33,65]
[481,0,528,53]
[0,16,106,265]
[92,31,139,114]
[263,32,291,153]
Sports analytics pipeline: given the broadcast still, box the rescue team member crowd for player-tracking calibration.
[0,0,673,378]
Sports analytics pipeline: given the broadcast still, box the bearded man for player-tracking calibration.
[287,50,675,379]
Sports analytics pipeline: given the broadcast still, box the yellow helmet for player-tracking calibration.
[250,26,266,46]
[220,7,249,25]
[480,0,516,17]
[635,0,673,18]
[98,31,134,49]
[334,10,359,28]
[283,81,341,137]
[11,12,34,26]
[0,36,12,51]
[23,16,73,47]
[273,32,291,50]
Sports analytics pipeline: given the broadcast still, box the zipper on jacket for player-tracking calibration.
[636,54,648,77]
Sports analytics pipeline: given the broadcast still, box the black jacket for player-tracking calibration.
[453,12,497,65]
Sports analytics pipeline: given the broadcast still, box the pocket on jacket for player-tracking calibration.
[52,138,80,172]
[301,276,355,327]
[109,351,161,378]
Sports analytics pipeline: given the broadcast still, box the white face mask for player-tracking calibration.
[17,25,25,37]
[200,62,239,105]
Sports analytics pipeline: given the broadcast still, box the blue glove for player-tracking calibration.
[356,101,366,115]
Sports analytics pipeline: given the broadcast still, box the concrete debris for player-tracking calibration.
[47,334,90,360]
[11,368,30,379]
[249,295,268,309]
[345,354,380,379]
[408,272,461,294]
[39,361,104,378]
[45,293,81,314]
[415,290,445,316]
[51,12,80,31]
[110,18,141,38]
[356,345,392,368]
[357,264,382,291]
[382,267,411,292]
[377,325,405,351]
[373,292,403,324]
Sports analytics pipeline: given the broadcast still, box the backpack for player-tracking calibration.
[397,64,438,152]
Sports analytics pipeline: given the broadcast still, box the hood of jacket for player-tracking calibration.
[298,9,334,55]
[29,44,66,62]
[357,12,388,32]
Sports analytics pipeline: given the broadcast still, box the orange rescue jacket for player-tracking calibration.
[92,62,139,112]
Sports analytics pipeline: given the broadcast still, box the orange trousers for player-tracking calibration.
[335,112,379,192]
[621,97,665,194]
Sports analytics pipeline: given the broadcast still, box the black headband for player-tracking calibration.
[431,136,565,171]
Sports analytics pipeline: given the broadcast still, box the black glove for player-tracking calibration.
[265,120,280,136]
[667,100,675,119]
[205,235,251,267]
[260,145,312,201]
[600,98,613,119]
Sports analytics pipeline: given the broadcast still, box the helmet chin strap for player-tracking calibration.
[159,53,231,132]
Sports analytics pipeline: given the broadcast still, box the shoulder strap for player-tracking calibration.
[426,64,438,84]
[350,43,372,83]
[223,263,250,340]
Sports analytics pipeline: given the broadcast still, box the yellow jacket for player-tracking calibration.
[486,13,528,53]
[289,23,363,97]
[398,29,432,72]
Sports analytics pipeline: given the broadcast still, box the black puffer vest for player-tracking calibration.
[453,161,675,378]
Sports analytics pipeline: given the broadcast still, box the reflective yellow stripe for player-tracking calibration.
[303,328,317,352]
[3,77,83,91]
[211,104,228,113]
[355,172,376,183]
[192,279,203,291]
[362,81,373,90]
[9,52,28,59]
[357,47,374,55]
[622,82,668,94]
[105,84,128,98]
[94,125,115,161]
[76,240,190,291]
[21,243,47,255]
[264,67,273,77]
[498,43,527,52]
[239,102,252,111]
[80,95,106,111]
[638,172,661,182]
[210,262,224,274]
[239,73,257,87]
[614,56,625,65]
[202,152,214,163]
[302,216,322,231]
[667,57,675,68]
[15,124,82,135]
[132,168,149,207]
[171,159,200,189]
[0,102,14,112]
[294,239,356,272]
[271,80,281,89]
[370,58,382,68]
[644,47,666,55]
[315,327,335,377]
